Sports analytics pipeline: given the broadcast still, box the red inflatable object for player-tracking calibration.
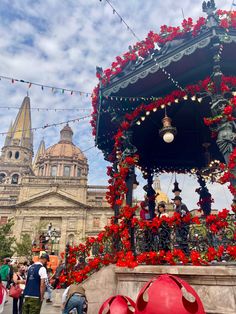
[99,295,136,314]
[135,274,206,314]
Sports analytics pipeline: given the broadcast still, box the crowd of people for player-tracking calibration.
[0,253,88,314]
[140,195,190,255]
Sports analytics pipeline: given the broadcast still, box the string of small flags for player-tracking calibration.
[0,75,92,97]
[99,0,141,41]
[0,106,91,112]
[0,115,90,136]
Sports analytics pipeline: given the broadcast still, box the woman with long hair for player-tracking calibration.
[12,265,26,314]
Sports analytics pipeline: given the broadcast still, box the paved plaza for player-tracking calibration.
[4,297,61,314]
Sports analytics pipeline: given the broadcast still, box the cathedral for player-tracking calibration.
[0,96,113,255]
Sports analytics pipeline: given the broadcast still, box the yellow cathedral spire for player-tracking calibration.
[33,139,45,172]
[8,96,33,150]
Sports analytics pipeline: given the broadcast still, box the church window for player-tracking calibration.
[11,174,19,184]
[15,151,20,159]
[51,166,57,176]
[40,167,44,176]
[8,151,12,159]
[68,234,74,246]
[64,166,71,177]
[0,216,8,225]
[0,173,6,183]
[77,168,81,177]
[93,217,100,228]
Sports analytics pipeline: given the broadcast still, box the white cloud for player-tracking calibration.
[0,0,233,210]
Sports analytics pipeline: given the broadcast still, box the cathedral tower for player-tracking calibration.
[0,96,34,184]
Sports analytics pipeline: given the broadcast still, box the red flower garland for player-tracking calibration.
[59,207,235,286]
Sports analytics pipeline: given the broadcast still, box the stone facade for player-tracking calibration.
[0,97,113,254]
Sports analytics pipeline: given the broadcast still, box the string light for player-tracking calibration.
[0,75,92,97]
[0,115,90,136]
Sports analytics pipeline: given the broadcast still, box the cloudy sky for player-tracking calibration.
[0,0,233,210]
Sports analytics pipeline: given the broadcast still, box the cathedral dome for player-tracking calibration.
[45,125,86,161]
[45,142,85,160]
[34,124,88,178]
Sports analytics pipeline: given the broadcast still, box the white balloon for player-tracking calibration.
[163,132,174,143]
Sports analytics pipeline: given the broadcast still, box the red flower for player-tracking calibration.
[115,199,123,206]
[223,105,233,115]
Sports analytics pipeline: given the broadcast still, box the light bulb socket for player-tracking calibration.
[159,116,177,139]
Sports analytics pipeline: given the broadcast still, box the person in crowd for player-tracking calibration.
[45,268,53,304]
[157,202,170,252]
[51,259,65,289]
[12,264,26,314]
[140,201,151,220]
[172,196,190,255]
[0,258,10,288]
[0,276,7,313]
[61,284,88,314]
[22,252,49,314]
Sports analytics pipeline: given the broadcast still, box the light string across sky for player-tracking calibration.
[0,115,90,136]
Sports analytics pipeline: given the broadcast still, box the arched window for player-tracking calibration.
[77,168,81,177]
[15,151,20,159]
[63,166,71,177]
[0,173,6,183]
[50,166,57,176]
[8,151,12,159]
[11,174,19,184]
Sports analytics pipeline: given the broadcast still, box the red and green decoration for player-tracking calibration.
[95,11,236,86]
[59,148,236,286]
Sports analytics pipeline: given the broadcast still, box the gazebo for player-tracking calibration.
[93,0,235,202]
[62,0,236,294]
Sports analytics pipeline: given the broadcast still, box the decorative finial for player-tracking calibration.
[202,0,216,15]
[172,180,182,195]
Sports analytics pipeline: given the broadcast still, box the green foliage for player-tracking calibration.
[14,233,32,259]
[0,218,15,260]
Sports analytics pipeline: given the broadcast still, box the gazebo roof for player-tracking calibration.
[94,3,236,172]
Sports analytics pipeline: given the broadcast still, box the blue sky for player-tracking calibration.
[0,0,233,209]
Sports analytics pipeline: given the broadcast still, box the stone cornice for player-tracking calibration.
[115,265,236,286]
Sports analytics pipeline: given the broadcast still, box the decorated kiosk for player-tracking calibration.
[61,1,236,313]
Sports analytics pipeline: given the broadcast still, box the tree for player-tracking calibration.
[14,233,33,259]
[0,218,15,260]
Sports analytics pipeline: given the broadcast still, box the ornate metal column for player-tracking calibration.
[144,174,156,220]
[203,1,236,203]
[122,129,137,254]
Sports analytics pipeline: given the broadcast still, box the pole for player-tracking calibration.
[126,166,135,254]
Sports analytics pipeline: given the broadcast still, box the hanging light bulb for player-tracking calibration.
[153,108,157,112]
[191,95,196,101]
[141,116,145,121]
[159,108,177,143]
[197,97,203,103]
[136,120,141,125]
[183,95,188,100]
[174,99,179,103]
[146,111,150,115]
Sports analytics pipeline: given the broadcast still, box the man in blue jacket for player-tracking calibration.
[22,252,49,314]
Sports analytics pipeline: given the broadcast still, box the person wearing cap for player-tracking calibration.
[22,252,49,314]
[172,196,190,255]
[61,284,88,314]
